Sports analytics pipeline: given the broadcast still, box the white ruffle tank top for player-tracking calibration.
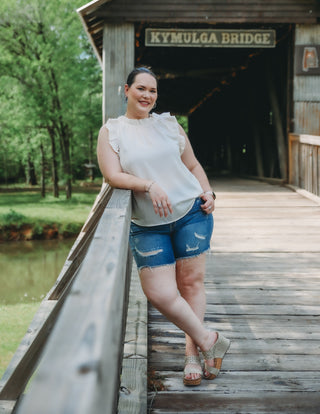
[105,112,203,226]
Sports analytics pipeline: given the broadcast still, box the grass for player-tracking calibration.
[0,191,98,226]
[0,185,101,379]
[0,302,40,379]
[0,188,100,240]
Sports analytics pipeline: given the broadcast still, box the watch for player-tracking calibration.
[204,191,216,200]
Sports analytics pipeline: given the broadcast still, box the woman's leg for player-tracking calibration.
[139,264,217,364]
[176,254,207,381]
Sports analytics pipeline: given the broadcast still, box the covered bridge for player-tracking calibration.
[1,2,320,414]
[78,0,320,188]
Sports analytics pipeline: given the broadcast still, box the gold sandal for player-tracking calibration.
[202,332,230,380]
[183,355,202,386]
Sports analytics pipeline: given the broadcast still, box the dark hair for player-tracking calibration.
[126,67,158,87]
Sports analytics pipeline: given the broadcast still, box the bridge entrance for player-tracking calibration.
[137,24,293,179]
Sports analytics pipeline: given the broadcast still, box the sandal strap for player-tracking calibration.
[184,355,202,376]
[185,355,201,365]
[202,332,230,360]
[204,364,220,377]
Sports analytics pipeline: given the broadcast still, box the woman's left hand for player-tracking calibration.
[200,193,215,214]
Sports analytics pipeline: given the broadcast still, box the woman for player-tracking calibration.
[97,67,230,386]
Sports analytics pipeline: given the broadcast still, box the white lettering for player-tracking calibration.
[150,31,161,43]
[254,33,262,44]
[192,32,200,43]
[263,33,271,44]
[171,32,183,44]
[161,32,171,43]
[183,33,192,43]
[244,33,254,44]
[208,33,218,44]
[200,33,208,43]
[222,33,230,44]
[146,29,274,48]
[231,33,239,44]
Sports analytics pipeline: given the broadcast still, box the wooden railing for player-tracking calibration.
[0,187,133,414]
[288,134,320,197]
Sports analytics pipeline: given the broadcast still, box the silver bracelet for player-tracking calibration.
[146,181,155,192]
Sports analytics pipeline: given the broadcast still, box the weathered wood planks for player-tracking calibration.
[289,134,320,197]
[0,185,113,409]
[118,265,148,413]
[13,189,132,414]
[148,177,320,413]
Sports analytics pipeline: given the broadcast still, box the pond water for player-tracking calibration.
[0,239,75,305]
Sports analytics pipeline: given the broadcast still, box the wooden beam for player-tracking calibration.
[14,190,133,414]
[102,23,135,122]
[267,71,288,180]
[118,265,148,413]
[0,186,113,403]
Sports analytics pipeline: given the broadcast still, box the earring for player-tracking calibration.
[153,102,157,109]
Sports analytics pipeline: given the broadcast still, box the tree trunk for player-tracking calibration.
[59,127,72,199]
[26,153,37,186]
[50,69,72,199]
[40,142,46,198]
[88,128,94,181]
[47,126,59,198]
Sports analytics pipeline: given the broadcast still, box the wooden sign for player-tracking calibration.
[145,28,276,48]
[295,45,320,76]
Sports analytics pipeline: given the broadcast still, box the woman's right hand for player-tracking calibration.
[148,182,173,218]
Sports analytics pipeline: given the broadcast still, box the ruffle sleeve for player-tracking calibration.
[153,112,186,155]
[105,118,120,154]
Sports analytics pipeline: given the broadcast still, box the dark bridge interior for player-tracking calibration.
[136,24,293,178]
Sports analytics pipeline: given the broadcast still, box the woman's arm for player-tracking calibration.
[178,125,215,212]
[97,125,149,192]
[97,125,172,217]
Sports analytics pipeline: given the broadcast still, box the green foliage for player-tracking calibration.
[0,188,98,239]
[1,209,27,226]
[176,115,189,134]
[0,0,102,193]
[0,302,39,378]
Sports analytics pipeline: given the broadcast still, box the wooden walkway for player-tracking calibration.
[145,177,320,413]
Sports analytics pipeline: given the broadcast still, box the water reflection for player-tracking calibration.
[0,239,75,305]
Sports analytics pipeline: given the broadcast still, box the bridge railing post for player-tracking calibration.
[288,134,320,197]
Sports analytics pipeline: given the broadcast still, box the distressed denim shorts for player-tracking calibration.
[129,197,214,270]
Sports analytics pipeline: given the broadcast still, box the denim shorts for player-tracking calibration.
[129,197,214,270]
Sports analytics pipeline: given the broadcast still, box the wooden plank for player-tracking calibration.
[0,401,15,414]
[150,336,320,354]
[150,391,320,413]
[160,371,320,392]
[118,265,148,413]
[0,301,57,400]
[149,317,320,336]
[147,177,320,412]
[0,185,112,401]
[150,352,320,372]
[118,359,147,413]
[102,23,134,122]
[14,189,132,414]
[122,267,148,359]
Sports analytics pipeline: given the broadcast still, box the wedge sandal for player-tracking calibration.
[183,355,202,386]
[202,332,230,380]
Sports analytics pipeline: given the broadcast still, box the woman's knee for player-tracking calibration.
[176,259,205,294]
[139,266,179,309]
[147,286,178,309]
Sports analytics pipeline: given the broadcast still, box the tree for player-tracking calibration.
[0,0,102,197]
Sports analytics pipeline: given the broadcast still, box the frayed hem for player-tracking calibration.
[176,249,209,262]
[138,262,176,272]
